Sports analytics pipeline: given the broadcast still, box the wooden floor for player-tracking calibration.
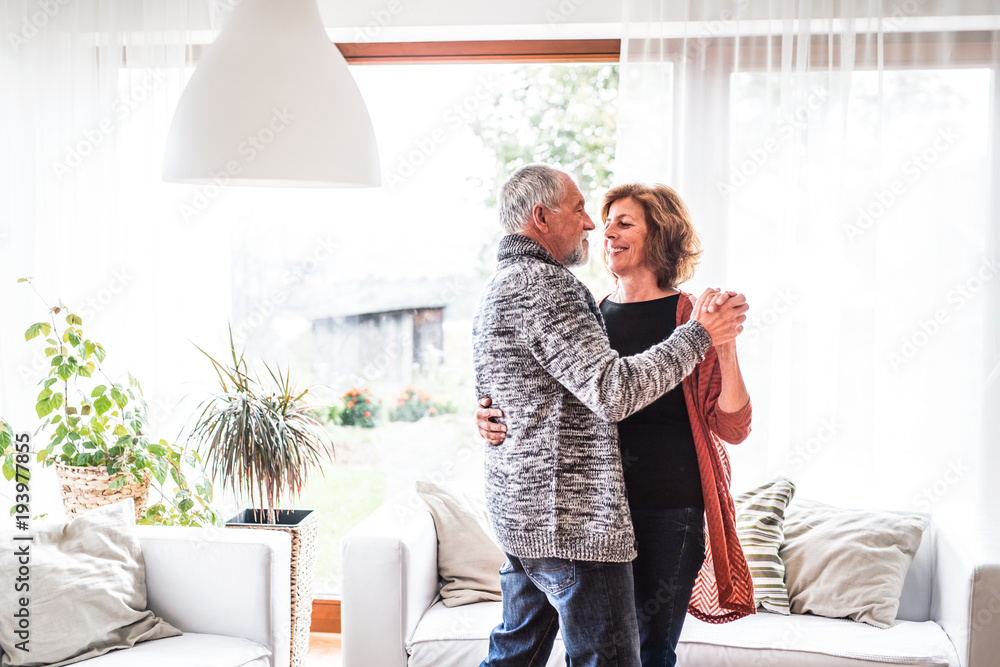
[306,633,343,666]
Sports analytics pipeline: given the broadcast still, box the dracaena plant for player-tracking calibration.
[187,330,333,525]
[0,278,219,526]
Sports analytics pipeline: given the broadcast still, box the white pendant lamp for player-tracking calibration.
[163,0,380,187]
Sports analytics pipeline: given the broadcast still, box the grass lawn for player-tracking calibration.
[289,464,388,594]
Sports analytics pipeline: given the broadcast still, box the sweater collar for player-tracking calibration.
[498,234,563,268]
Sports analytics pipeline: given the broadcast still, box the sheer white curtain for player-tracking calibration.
[0,0,232,514]
[615,0,1000,511]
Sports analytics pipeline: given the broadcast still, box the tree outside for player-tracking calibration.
[470,64,622,297]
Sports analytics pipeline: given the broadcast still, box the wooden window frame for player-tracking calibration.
[336,39,621,64]
[311,597,341,633]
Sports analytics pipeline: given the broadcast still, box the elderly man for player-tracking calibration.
[472,164,747,667]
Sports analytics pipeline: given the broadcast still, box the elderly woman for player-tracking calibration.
[476,183,755,666]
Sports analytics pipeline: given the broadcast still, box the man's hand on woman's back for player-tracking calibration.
[477,397,507,445]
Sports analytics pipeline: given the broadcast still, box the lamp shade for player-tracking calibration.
[163,0,380,187]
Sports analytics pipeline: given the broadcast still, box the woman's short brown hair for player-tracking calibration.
[600,183,703,289]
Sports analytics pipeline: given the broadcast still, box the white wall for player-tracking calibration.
[315,0,1000,40]
[95,0,1000,43]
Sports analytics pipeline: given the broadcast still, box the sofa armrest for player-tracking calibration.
[136,525,292,667]
[931,508,1000,667]
[341,487,440,667]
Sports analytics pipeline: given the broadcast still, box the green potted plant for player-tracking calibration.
[0,280,217,526]
[186,330,333,667]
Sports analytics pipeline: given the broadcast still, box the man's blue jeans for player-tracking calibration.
[481,553,641,667]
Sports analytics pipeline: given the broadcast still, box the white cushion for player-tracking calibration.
[680,613,959,666]
[0,499,180,667]
[406,600,566,667]
[137,525,291,666]
[406,600,958,667]
[676,643,950,667]
[68,633,270,667]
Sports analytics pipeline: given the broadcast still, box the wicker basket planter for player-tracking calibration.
[227,508,320,667]
[54,462,150,519]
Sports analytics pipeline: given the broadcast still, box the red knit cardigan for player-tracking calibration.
[675,291,757,623]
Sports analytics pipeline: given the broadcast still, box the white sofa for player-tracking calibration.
[342,489,1000,667]
[74,525,292,667]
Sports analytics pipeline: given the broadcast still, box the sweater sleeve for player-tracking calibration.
[525,282,712,423]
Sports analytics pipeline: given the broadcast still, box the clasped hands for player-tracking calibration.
[689,288,748,346]
[475,289,750,445]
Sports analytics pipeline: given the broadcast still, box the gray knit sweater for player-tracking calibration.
[472,235,713,563]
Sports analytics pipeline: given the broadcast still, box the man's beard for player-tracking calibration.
[565,237,589,267]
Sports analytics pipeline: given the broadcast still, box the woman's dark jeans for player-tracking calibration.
[630,507,706,667]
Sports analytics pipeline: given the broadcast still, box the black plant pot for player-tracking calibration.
[227,507,314,527]
[226,508,319,667]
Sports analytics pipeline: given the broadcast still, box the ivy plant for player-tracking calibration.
[0,279,218,526]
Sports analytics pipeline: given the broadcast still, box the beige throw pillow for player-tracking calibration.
[415,481,505,607]
[780,498,929,628]
[0,498,181,667]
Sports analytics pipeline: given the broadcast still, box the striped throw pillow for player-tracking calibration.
[734,477,796,614]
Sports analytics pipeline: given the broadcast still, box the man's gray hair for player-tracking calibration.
[498,164,567,234]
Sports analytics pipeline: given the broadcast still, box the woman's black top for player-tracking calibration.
[600,293,704,510]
